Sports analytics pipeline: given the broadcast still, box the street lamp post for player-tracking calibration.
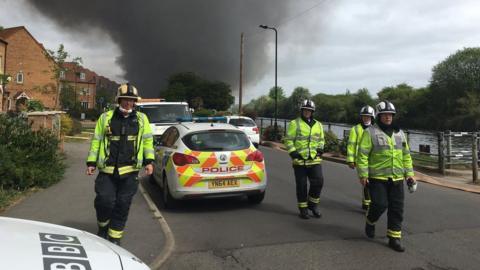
[259,24,278,140]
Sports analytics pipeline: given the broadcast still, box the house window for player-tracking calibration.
[79,72,85,81]
[16,72,24,84]
[81,101,89,109]
[84,88,90,96]
[60,70,65,79]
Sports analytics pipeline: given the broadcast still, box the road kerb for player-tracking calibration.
[138,180,175,269]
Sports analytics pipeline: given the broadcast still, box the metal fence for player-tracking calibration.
[255,117,480,183]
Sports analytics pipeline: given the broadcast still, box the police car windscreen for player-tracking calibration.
[138,105,190,123]
[229,118,256,127]
[183,130,251,151]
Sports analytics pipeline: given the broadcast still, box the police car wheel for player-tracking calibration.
[247,192,265,204]
[162,177,177,209]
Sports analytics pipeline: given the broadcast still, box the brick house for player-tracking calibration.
[96,75,119,107]
[0,26,58,111]
[0,38,7,111]
[61,62,98,110]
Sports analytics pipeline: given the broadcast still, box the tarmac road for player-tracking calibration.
[142,146,480,270]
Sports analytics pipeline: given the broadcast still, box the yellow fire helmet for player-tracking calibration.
[116,83,141,102]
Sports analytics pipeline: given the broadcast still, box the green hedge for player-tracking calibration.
[0,114,65,190]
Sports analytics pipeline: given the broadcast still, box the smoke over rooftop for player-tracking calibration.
[25,0,325,97]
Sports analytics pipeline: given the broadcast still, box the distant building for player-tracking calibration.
[0,26,58,111]
[0,38,7,111]
[96,75,119,107]
[61,62,98,110]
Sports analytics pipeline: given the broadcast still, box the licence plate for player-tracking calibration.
[208,179,240,189]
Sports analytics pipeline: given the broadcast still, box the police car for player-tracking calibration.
[0,217,149,270]
[151,119,267,208]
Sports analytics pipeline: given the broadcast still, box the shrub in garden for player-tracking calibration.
[27,100,45,112]
[0,114,65,190]
[60,114,73,135]
[60,114,82,136]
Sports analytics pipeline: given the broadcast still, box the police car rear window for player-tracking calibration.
[183,130,251,151]
[228,118,256,127]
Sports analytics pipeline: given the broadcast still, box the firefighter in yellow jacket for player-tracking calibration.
[347,105,375,210]
[284,99,325,219]
[86,83,154,245]
[356,101,415,252]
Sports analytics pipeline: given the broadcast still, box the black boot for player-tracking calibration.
[107,236,122,246]
[365,223,375,239]
[308,204,322,218]
[362,204,369,210]
[97,226,108,239]
[388,238,405,252]
[299,207,310,219]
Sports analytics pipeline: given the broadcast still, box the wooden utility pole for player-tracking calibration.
[239,32,244,115]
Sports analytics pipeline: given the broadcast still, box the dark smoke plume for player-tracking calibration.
[25,0,319,97]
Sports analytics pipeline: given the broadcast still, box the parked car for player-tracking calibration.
[0,217,150,270]
[225,116,260,148]
[136,99,192,141]
[151,122,267,208]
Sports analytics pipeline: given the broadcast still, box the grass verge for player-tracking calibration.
[0,188,36,212]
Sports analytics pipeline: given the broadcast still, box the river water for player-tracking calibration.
[255,117,475,156]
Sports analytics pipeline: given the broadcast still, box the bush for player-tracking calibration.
[193,108,215,117]
[61,114,82,136]
[27,100,45,112]
[71,118,82,135]
[324,130,340,153]
[214,111,232,117]
[262,125,284,142]
[61,114,73,135]
[0,114,65,190]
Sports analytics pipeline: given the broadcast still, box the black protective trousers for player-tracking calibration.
[94,172,139,234]
[293,164,324,207]
[366,178,404,238]
[363,185,371,206]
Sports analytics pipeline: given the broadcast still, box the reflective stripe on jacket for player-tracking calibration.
[346,124,364,163]
[86,110,154,175]
[356,124,414,181]
[284,117,325,166]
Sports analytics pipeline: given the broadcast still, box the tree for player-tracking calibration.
[268,86,286,100]
[162,72,234,111]
[46,44,82,109]
[429,47,480,130]
[284,87,311,118]
[95,87,115,110]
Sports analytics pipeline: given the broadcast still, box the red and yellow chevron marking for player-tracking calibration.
[175,147,265,187]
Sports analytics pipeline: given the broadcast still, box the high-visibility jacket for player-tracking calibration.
[86,110,155,175]
[284,117,325,166]
[356,124,414,181]
[346,123,365,163]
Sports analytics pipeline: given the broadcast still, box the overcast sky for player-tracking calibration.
[1,0,480,102]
